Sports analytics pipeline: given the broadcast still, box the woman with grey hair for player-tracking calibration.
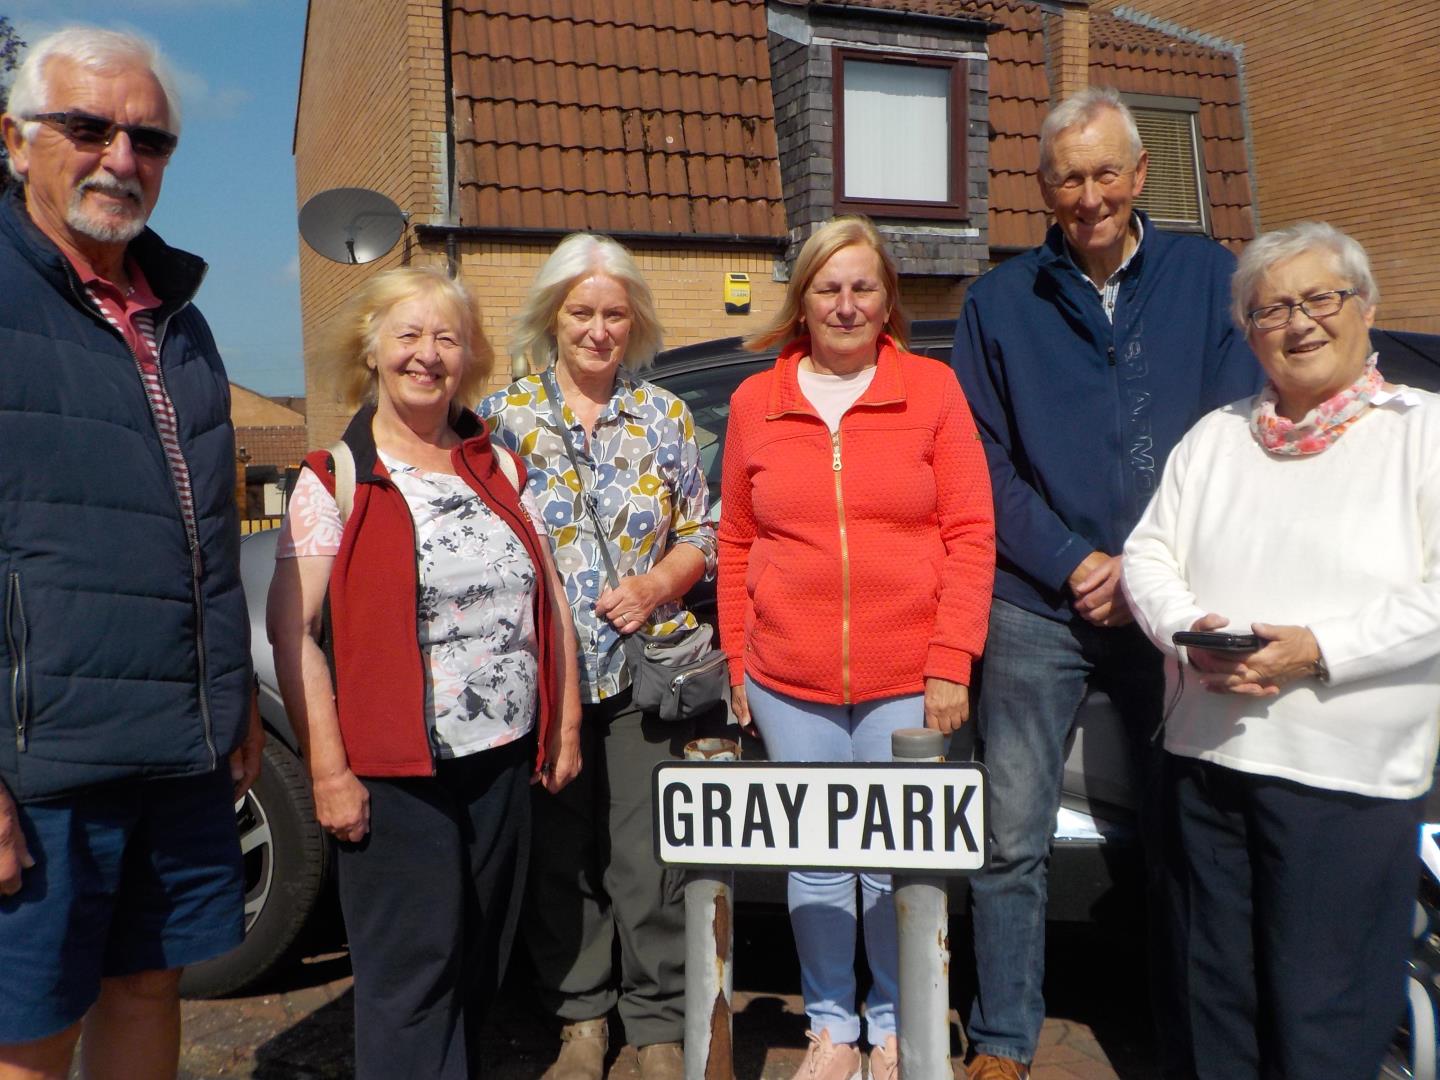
[1123,221,1440,1078]
[480,232,715,1080]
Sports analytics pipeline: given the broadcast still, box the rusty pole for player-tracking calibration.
[683,737,738,1080]
[891,728,951,1080]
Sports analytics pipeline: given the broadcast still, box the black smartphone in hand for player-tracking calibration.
[1172,630,1262,652]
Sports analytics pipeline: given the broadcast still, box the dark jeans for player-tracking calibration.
[336,738,532,1080]
[524,690,691,1047]
[966,597,1169,1064]
[1170,754,1423,1080]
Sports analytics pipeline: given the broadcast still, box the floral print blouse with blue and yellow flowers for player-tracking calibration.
[480,369,716,703]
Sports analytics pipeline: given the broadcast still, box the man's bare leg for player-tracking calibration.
[79,969,183,1080]
[0,1021,83,1080]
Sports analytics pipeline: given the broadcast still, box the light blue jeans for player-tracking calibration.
[745,676,924,1045]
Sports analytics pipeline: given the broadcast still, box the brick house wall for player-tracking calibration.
[767,4,990,276]
[448,240,790,400]
[230,383,307,470]
[294,0,1260,449]
[295,0,450,447]
[453,244,967,400]
[234,427,309,471]
[1093,0,1440,333]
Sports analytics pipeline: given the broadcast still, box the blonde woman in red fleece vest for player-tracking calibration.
[717,216,995,1080]
[267,268,581,1079]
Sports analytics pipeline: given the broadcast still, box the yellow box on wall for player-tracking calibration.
[724,273,751,314]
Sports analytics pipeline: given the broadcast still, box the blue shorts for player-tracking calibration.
[0,769,244,1043]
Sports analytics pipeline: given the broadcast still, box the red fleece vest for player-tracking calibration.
[304,427,557,777]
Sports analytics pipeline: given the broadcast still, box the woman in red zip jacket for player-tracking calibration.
[717,216,995,1080]
[266,267,581,1079]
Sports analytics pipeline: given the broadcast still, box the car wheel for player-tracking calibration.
[1381,897,1440,1080]
[180,737,332,998]
[1381,971,1437,1080]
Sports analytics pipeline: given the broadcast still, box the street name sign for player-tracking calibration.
[652,761,987,874]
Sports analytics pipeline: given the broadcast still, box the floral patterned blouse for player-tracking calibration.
[480,369,716,703]
[276,451,546,758]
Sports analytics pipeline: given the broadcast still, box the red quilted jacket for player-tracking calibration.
[717,336,995,705]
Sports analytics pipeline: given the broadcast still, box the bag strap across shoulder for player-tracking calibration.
[328,440,357,524]
[492,444,521,493]
[540,368,624,592]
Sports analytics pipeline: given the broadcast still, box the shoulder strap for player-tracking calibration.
[325,433,514,524]
[493,445,520,493]
[328,440,356,524]
[540,367,623,591]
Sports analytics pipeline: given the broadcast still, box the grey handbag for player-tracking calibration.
[541,369,729,721]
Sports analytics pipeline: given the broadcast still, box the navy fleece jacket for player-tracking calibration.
[952,212,1262,623]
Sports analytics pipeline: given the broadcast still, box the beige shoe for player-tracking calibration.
[966,1053,1029,1080]
[867,1036,898,1080]
[542,1018,609,1080]
[637,1041,684,1080]
[793,1030,861,1080]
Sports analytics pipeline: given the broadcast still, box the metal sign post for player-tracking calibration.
[682,738,740,1080]
[891,728,953,1080]
[656,745,987,1080]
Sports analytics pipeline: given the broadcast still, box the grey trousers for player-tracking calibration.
[524,690,690,1047]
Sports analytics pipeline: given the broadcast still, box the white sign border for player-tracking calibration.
[651,760,989,876]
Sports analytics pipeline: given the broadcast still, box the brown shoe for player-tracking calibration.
[966,1053,1029,1080]
[542,1018,609,1080]
[637,1041,684,1080]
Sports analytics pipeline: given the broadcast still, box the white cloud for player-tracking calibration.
[170,66,251,121]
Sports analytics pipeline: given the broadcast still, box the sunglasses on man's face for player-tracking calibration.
[28,111,178,159]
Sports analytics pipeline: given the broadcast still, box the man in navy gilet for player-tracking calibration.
[0,27,260,1078]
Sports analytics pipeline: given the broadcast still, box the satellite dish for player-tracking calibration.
[298,187,407,265]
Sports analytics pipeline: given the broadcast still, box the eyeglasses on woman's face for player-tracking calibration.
[1247,289,1359,331]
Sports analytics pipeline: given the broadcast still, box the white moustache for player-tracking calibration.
[81,178,143,202]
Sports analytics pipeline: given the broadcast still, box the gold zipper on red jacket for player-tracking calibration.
[831,430,852,703]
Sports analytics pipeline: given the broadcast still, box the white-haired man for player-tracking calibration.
[0,27,260,1079]
[950,87,1260,1079]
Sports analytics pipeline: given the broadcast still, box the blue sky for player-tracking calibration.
[7,0,308,395]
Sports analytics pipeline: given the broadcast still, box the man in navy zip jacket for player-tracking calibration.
[951,88,1260,1080]
[0,27,260,1078]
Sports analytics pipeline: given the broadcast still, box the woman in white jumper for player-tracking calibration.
[1122,221,1440,1080]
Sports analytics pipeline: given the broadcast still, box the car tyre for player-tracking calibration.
[1381,897,1440,1080]
[180,737,332,998]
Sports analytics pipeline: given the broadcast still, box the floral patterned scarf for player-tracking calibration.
[1249,351,1383,456]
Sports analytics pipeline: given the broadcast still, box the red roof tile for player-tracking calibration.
[452,0,784,237]
[1089,9,1253,246]
[450,0,1250,252]
[984,0,1050,247]
[981,2,1253,249]
[771,0,995,19]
